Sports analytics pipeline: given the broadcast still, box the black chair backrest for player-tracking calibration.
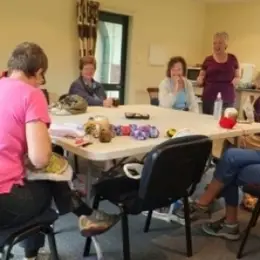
[150,98,159,106]
[147,87,159,106]
[138,135,212,211]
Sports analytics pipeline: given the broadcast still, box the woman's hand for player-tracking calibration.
[172,76,184,93]
[197,75,204,86]
[103,98,113,107]
[232,77,240,87]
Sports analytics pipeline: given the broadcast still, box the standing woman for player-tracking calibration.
[198,32,240,115]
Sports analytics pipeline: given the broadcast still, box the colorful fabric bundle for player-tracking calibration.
[111,124,159,140]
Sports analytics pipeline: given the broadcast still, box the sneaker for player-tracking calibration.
[154,207,171,215]
[175,201,211,221]
[201,218,240,240]
[79,210,120,237]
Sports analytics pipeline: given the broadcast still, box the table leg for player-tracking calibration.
[74,155,79,174]
[91,236,104,260]
[220,138,233,155]
[234,136,239,147]
[86,160,93,203]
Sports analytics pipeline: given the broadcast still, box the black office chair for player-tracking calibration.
[147,87,159,106]
[0,209,59,260]
[237,185,260,259]
[83,135,212,260]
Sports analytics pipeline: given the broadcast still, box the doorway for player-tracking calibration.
[95,11,129,104]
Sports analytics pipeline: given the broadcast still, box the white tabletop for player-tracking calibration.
[51,105,260,161]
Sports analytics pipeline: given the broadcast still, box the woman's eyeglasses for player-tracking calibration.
[39,73,46,85]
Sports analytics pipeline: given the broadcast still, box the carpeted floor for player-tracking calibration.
[11,169,260,260]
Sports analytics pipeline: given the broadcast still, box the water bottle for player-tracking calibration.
[213,92,223,120]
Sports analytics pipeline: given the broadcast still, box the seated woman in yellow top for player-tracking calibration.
[159,56,199,113]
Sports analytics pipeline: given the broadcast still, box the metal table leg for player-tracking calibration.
[91,236,104,260]
[86,160,93,203]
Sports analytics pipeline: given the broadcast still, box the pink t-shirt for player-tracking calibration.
[0,77,50,194]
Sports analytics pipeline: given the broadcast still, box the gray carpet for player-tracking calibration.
[11,169,260,260]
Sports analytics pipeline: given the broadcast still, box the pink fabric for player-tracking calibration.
[0,78,50,194]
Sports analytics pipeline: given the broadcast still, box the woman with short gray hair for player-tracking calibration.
[0,42,119,260]
[197,32,240,115]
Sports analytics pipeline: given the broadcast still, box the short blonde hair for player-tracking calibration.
[214,31,229,42]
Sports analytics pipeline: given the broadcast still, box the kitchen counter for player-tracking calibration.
[236,88,260,93]
[236,88,260,118]
[193,86,260,118]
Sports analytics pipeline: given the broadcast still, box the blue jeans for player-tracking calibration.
[214,148,260,206]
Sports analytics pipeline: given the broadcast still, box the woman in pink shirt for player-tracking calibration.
[0,42,119,260]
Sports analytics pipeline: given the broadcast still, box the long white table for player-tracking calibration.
[51,105,260,201]
[51,105,260,161]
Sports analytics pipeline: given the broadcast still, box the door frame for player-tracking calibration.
[98,11,129,104]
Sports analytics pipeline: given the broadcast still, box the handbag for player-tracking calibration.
[50,94,88,115]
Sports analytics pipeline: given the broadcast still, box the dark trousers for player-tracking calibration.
[0,181,92,257]
[202,100,234,115]
[53,144,64,156]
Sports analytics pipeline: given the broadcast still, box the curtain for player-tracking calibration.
[77,0,100,58]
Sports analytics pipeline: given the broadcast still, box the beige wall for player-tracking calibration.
[0,0,206,104]
[0,0,78,97]
[204,0,260,71]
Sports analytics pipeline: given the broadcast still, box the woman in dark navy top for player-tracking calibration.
[69,56,114,107]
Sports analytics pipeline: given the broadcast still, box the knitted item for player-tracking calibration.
[219,117,237,129]
[111,124,159,140]
[150,126,160,138]
[242,193,258,212]
[121,125,131,136]
[25,153,68,174]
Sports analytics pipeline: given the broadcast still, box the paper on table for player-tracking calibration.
[172,129,194,138]
[49,123,85,138]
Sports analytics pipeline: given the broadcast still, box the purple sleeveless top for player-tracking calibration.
[202,54,239,103]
